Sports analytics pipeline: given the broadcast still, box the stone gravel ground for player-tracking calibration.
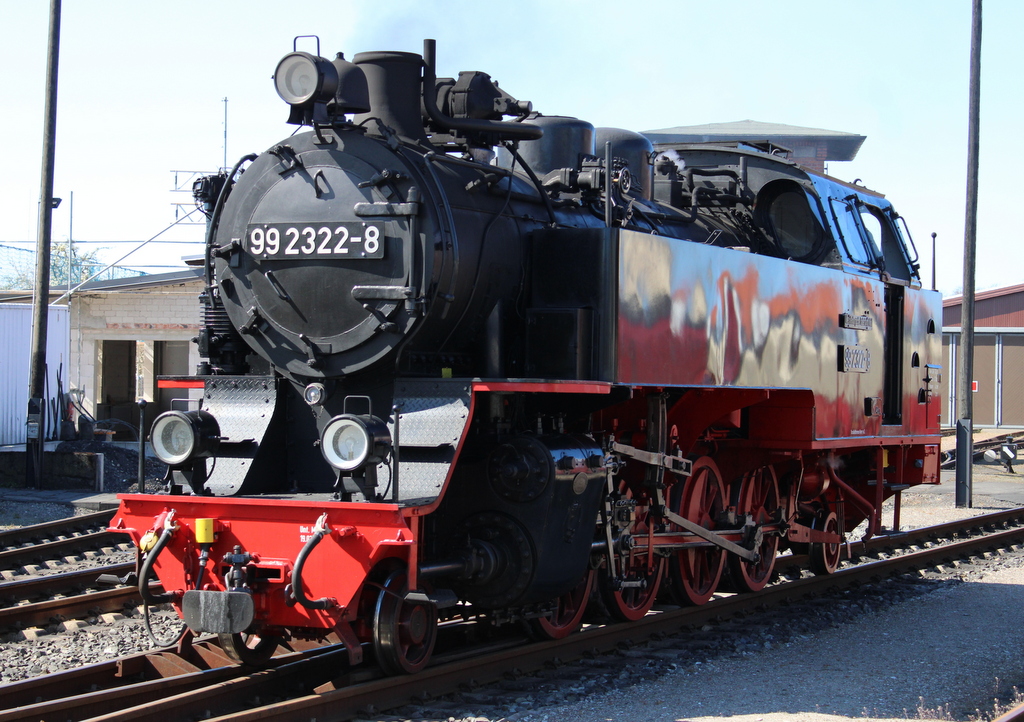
[2,464,1024,721]
[0,608,184,684]
[504,556,1024,722]
[501,467,1024,722]
[0,499,89,531]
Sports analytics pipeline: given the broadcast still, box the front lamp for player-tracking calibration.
[320,414,391,472]
[274,51,338,124]
[150,410,221,468]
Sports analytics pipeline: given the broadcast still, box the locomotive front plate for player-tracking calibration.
[246,221,385,260]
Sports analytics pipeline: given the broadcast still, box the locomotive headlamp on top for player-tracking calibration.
[320,414,391,472]
[273,37,369,126]
[274,52,337,106]
[150,410,221,468]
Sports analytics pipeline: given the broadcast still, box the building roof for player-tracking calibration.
[943,283,1024,329]
[943,282,1024,307]
[0,268,202,304]
[75,268,202,292]
[642,120,867,161]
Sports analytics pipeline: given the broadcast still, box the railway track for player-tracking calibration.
[0,510,137,636]
[940,430,1024,469]
[2,506,1024,721]
[0,510,123,575]
[0,562,148,633]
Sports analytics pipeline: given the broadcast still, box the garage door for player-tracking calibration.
[1001,335,1024,425]
[973,335,996,426]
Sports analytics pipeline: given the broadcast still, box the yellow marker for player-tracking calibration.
[882,449,889,469]
[139,530,158,553]
[195,518,216,544]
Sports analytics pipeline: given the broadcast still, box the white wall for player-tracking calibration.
[69,280,203,417]
[0,303,71,445]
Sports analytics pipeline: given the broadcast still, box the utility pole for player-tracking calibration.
[67,190,73,299]
[27,0,62,488]
[956,0,982,508]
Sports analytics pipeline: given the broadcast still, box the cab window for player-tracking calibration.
[829,198,876,267]
[859,203,912,281]
[768,189,821,258]
[757,181,830,263]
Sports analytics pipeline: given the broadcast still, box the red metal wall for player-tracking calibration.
[944,285,1024,328]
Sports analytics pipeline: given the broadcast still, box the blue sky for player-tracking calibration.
[2,0,1019,295]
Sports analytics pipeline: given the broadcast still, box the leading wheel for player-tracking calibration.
[809,510,842,575]
[668,457,726,606]
[217,632,280,666]
[373,569,437,675]
[728,465,781,593]
[529,570,594,640]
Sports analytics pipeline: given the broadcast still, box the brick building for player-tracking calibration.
[942,284,1024,428]
[642,120,867,174]
[69,269,203,436]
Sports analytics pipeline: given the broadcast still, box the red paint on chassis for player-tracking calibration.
[110,495,414,630]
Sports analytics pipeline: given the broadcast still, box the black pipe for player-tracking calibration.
[137,399,146,493]
[140,525,188,647]
[203,154,258,293]
[291,525,334,610]
[429,153,566,206]
[505,144,557,226]
[418,539,503,582]
[418,559,469,578]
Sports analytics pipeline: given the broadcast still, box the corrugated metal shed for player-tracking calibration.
[943,283,1024,328]
[942,283,1024,428]
[0,304,70,445]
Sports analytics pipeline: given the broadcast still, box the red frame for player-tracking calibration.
[110,495,414,631]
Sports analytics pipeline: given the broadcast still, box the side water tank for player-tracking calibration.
[503,115,595,177]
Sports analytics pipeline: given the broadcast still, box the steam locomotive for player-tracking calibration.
[110,38,941,673]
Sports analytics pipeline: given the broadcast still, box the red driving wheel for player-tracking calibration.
[729,465,780,593]
[530,569,595,640]
[668,456,726,606]
[372,569,437,674]
[600,505,665,622]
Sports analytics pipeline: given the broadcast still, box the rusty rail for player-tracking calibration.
[0,562,134,604]
[0,510,115,549]
[0,530,124,573]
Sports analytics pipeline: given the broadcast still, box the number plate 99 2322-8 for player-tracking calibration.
[245,222,384,259]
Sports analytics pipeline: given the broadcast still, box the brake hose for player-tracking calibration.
[291,513,337,610]
[138,512,188,647]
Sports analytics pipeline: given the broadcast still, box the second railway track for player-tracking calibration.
[0,510,123,575]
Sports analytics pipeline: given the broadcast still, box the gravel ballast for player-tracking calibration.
[507,554,1024,722]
